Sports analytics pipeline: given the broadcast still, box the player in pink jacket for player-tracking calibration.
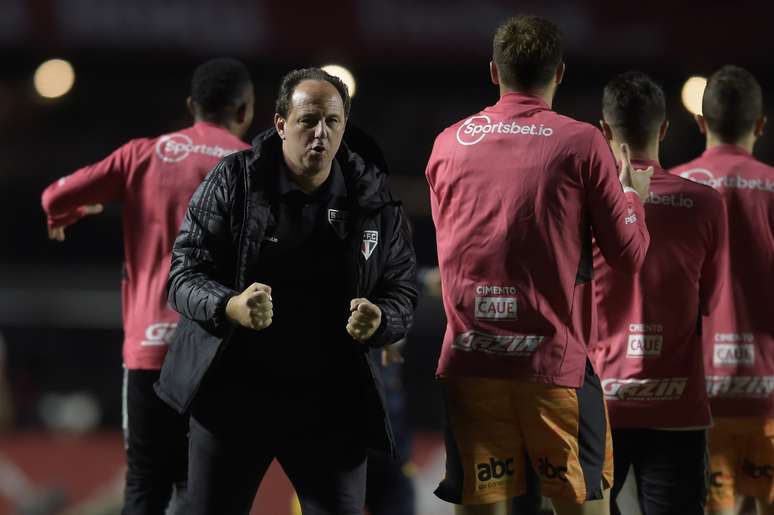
[590,71,727,515]
[40,58,253,514]
[426,15,653,515]
[672,66,774,515]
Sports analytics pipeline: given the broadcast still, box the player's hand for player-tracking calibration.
[48,227,66,241]
[226,283,273,331]
[618,143,654,202]
[381,344,405,367]
[347,298,382,342]
[47,204,103,242]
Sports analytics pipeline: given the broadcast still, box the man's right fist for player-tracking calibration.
[225,283,273,331]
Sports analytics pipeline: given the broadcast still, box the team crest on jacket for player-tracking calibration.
[361,230,379,260]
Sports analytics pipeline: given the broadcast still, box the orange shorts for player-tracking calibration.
[707,417,774,510]
[435,361,613,505]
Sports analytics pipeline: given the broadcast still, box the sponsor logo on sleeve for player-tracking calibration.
[155,133,241,163]
[680,168,774,193]
[706,376,774,398]
[624,207,638,225]
[361,230,378,260]
[453,331,543,357]
[455,114,554,146]
[627,323,663,358]
[602,377,687,400]
[140,323,177,347]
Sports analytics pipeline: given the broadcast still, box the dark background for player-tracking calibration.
[1,0,773,432]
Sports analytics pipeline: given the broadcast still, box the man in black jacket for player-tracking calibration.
[156,67,418,515]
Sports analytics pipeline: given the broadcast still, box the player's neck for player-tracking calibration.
[282,159,331,195]
[499,85,555,109]
[705,132,755,154]
[194,116,244,138]
[612,139,660,165]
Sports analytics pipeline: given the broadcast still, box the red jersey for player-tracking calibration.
[590,160,727,428]
[671,145,774,417]
[41,122,249,369]
[426,93,650,388]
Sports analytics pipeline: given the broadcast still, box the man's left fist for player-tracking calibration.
[347,298,382,342]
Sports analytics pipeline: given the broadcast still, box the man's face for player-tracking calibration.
[275,79,347,177]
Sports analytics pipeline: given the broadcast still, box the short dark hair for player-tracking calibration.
[275,67,351,119]
[492,15,563,92]
[190,58,252,123]
[702,65,762,143]
[602,71,666,150]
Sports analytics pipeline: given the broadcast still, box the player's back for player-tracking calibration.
[426,92,648,387]
[592,162,725,428]
[672,145,774,416]
[120,122,249,368]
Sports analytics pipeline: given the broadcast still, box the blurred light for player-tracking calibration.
[681,76,707,116]
[34,58,75,99]
[321,64,357,97]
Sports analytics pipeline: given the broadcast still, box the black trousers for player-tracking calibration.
[122,369,188,515]
[183,381,370,515]
[365,361,415,515]
[611,428,708,515]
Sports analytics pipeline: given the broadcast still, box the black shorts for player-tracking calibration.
[610,428,708,515]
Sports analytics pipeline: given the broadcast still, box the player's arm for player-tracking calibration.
[699,197,729,315]
[167,159,241,334]
[40,143,131,239]
[584,130,652,274]
[349,206,419,348]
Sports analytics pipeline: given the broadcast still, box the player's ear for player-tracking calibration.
[235,102,248,124]
[186,97,195,118]
[695,114,707,135]
[555,62,565,85]
[274,114,286,140]
[489,61,500,86]
[599,120,613,142]
[659,120,669,141]
[755,115,767,138]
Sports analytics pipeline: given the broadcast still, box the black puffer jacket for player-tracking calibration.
[155,126,418,456]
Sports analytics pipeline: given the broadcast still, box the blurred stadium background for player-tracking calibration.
[0,0,772,513]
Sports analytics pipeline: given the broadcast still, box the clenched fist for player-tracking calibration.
[226,283,273,331]
[347,298,382,342]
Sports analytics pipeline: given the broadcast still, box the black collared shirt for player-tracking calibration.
[197,161,362,412]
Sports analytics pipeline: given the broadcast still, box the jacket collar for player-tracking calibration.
[251,126,393,211]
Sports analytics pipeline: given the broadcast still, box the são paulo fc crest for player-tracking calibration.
[361,230,379,260]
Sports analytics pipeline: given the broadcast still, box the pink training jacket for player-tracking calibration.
[41,122,249,370]
[426,93,650,388]
[672,145,774,418]
[590,160,727,428]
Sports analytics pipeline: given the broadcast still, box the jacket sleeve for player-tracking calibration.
[41,142,132,228]
[167,159,239,334]
[583,129,650,274]
[367,205,420,348]
[699,194,729,315]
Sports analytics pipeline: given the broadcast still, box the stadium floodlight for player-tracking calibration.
[681,76,707,116]
[321,64,357,98]
[34,58,75,99]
